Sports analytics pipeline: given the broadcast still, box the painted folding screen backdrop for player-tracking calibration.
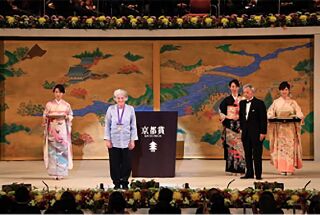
[0,38,314,159]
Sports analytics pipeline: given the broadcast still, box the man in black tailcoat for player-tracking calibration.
[239,84,267,180]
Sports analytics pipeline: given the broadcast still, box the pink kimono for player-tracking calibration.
[43,99,73,177]
[267,97,303,173]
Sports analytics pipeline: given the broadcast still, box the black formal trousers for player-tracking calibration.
[241,125,263,178]
[108,147,132,186]
[239,97,267,178]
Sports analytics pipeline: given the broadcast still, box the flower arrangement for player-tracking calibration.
[0,12,319,30]
[130,179,160,189]
[1,181,320,213]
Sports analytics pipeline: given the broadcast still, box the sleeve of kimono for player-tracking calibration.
[43,102,50,136]
[219,97,227,119]
[67,103,74,122]
[130,106,138,141]
[293,100,304,119]
[43,102,50,124]
[219,97,232,127]
[267,100,276,119]
[104,107,112,140]
[43,102,50,117]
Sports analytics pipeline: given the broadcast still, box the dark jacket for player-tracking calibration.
[239,97,267,140]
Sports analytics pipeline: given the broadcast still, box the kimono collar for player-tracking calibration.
[55,99,62,104]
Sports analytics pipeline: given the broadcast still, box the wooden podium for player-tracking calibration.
[132,111,178,177]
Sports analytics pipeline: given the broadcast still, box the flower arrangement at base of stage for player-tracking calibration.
[1,181,320,212]
[0,12,319,30]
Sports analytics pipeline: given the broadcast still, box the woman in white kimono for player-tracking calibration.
[43,84,73,180]
[267,81,304,175]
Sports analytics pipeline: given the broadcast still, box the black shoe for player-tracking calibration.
[114,185,121,189]
[122,184,129,189]
[240,175,254,179]
[256,176,262,180]
[121,181,129,190]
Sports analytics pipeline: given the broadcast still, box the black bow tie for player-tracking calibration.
[246,100,252,104]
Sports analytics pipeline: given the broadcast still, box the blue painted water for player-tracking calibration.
[161,75,232,116]
[70,43,312,117]
[213,42,312,76]
[73,101,153,117]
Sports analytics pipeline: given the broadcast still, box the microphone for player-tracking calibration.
[227,179,236,189]
[303,180,311,190]
[42,180,49,192]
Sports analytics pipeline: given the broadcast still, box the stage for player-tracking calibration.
[0,159,319,191]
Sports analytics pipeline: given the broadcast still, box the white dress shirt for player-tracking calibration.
[245,99,253,120]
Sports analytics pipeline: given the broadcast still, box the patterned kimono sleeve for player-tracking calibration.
[67,103,74,122]
[267,101,276,119]
[293,100,304,119]
[43,102,50,117]
[43,102,51,125]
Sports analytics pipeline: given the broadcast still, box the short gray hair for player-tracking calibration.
[113,89,128,101]
[243,84,256,93]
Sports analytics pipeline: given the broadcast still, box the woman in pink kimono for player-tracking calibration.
[43,84,73,180]
[267,81,304,175]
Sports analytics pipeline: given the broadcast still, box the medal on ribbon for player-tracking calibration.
[117,105,125,131]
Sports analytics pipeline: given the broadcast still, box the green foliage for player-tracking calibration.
[183,59,202,71]
[130,179,159,189]
[160,83,189,102]
[73,48,112,59]
[177,128,186,134]
[97,114,105,127]
[263,139,270,150]
[201,130,222,145]
[42,80,56,89]
[264,91,273,109]
[11,68,26,77]
[124,52,144,62]
[160,45,181,54]
[301,111,313,134]
[216,44,242,55]
[13,47,29,60]
[17,101,45,116]
[0,68,14,81]
[71,132,84,145]
[294,59,313,74]
[0,123,31,144]
[127,85,153,106]
[72,132,80,139]
[108,85,153,106]
[3,50,19,67]
[0,50,21,81]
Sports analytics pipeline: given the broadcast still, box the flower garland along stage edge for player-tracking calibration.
[1,180,320,212]
[0,12,319,29]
